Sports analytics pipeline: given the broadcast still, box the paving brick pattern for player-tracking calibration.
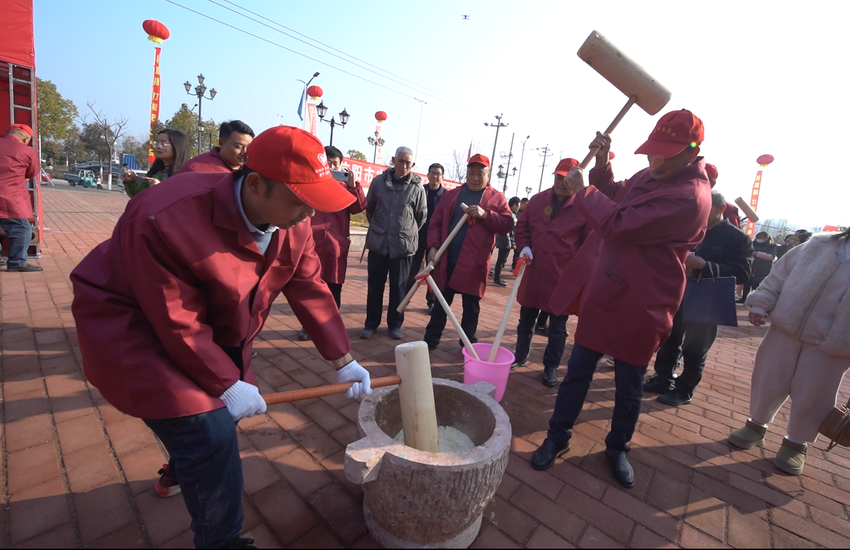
[2,183,850,548]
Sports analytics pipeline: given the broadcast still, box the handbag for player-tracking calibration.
[819,397,850,451]
[681,263,738,327]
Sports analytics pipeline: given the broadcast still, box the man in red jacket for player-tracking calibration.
[179,120,255,174]
[0,124,41,271]
[531,110,712,489]
[71,126,371,548]
[423,154,513,349]
[296,145,367,340]
[513,157,590,386]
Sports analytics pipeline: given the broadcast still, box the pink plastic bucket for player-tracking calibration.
[462,343,514,402]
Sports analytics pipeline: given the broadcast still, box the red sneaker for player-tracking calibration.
[154,464,181,497]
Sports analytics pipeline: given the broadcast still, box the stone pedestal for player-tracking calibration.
[344,379,511,548]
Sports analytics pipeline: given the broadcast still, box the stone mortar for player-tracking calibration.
[344,378,511,549]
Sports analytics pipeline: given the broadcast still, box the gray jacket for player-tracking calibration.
[365,169,427,258]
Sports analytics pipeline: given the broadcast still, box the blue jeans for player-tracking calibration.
[0,218,32,267]
[547,343,647,452]
[144,407,243,548]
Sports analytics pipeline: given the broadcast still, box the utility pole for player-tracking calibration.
[537,145,553,193]
[485,114,508,168]
[414,97,427,160]
[501,133,515,193]
[515,135,529,197]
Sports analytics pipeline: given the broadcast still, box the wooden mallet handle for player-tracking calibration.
[263,375,402,405]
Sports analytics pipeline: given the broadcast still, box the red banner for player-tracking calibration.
[307,102,318,137]
[148,46,162,163]
[340,157,461,190]
[745,170,762,238]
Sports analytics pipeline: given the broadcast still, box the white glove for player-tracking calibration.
[219,380,267,422]
[519,246,533,261]
[337,360,372,400]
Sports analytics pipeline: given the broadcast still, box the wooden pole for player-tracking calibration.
[263,375,401,405]
[395,342,440,452]
[425,274,480,360]
[488,261,528,362]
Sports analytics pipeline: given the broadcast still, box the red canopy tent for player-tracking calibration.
[0,0,42,257]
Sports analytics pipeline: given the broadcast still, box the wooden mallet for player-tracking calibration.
[575,31,672,169]
[488,257,529,362]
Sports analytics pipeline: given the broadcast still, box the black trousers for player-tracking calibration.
[327,282,342,309]
[424,266,480,347]
[652,306,718,397]
[494,247,511,281]
[405,241,434,307]
[515,307,568,368]
[548,343,647,452]
[365,252,412,330]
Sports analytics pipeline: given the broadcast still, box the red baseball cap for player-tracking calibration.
[9,124,33,136]
[467,153,490,167]
[553,157,579,175]
[705,163,718,183]
[634,109,704,158]
[244,126,355,212]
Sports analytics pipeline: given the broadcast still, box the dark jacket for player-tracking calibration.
[693,219,753,284]
[751,239,777,281]
[365,168,427,258]
[418,183,445,253]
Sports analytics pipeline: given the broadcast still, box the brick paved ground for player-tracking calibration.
[2,182,850,548]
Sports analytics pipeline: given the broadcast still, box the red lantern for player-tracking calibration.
[307,85,323,100]
[142,20,170,44]
[756,154,774,167]
[375,111,388,123]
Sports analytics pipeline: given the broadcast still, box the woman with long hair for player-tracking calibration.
[729,228,850,475]
[123,130,188,197]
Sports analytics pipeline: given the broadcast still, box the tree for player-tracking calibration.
[80,122,111,161]
[158,105,218,159]
[118,135,151,169]
[84,101,130,189]
[347,149,367,161]
[36,78,78,142]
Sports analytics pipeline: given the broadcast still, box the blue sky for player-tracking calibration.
[33,0,848,229]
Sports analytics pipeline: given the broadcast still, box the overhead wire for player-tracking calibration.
[219,0,471,111]
[163,0,481,121]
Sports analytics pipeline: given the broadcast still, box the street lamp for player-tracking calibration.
[484,114,508,173]
[316,101,349,146]
[367,130,385,164]
[525,186,532,199]
[184,74,216,153]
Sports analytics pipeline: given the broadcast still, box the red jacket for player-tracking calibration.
[0,135,38,219]
[515,189,590,312]
[310,181,367,284]
[179,148,233,174]
[428,185,513,298]
[549,161,711,365]
[70,172,350,419]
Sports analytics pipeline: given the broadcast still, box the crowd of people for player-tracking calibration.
[1,108,848,548]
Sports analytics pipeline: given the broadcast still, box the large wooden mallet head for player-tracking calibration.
[575,31,673,168]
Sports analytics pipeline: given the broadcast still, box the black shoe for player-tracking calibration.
[606,448,635,488]
[458,337,478,349]
[542,366,557,387]
[426,341,439,350]
[531,438,571,470]
[535,324,549,336]
[297,328,310,341]
[657,389,692,406]
[510,358,529,371]
[493,278,507,287]
[359,327,375,339]
[226,537,256,549]
[389,328,403,340]
[643,375,674,394]
[7,263,42,272]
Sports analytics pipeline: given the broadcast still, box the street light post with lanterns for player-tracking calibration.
[316,102,349,146]
[367,131,385,164]
[183,74,216,154]
[515,135,530,197]
[496,164,517,194]
[525,186,533,199]
[485,114,508,173]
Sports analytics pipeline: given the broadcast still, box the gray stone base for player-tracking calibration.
[364,501,483,549]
